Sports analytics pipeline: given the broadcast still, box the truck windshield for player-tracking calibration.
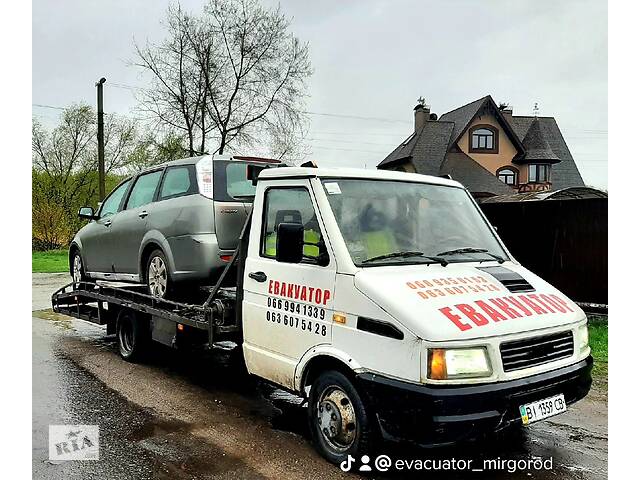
[321,179,508,266]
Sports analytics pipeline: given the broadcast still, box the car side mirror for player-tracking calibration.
[78,206,95,220]
[276,222,304,263]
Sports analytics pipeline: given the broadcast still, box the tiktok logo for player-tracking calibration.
[340,455,355,472]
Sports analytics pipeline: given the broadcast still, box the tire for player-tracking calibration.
[146,249,171,299]
[71,250,87,284]
[308,370,375,465]
[116,309,149,362]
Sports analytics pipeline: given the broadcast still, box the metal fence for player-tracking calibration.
[480,198,607,305]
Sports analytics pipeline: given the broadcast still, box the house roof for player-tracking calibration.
[378,121,454,172]
[378,95,585,194]
[439,95,525,154]
[517,117,560,164]
[506,115,585,189]
[440,152,514,195]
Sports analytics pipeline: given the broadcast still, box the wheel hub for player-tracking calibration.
[148,257,167,297]
[317,388,356,450]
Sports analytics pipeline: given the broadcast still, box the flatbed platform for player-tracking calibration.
[51,281,240,348]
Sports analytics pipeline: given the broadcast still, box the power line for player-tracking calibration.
[32,103,65,110]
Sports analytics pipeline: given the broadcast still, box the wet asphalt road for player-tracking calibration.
[33,274,607,479]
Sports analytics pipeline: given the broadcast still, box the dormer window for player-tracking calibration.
[497,166,518,186]
[469,125,499,153]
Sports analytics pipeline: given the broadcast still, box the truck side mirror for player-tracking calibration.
[78,206,95,220]
[247,164,268,186]
[276,222,304,263]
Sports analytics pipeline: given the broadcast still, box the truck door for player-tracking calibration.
[242,180,335,390]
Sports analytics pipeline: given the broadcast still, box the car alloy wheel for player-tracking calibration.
[316,386,358,452]
[148,255,168,298]
[73,254,83,283]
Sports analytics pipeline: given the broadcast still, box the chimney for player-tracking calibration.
[414,103,430,132]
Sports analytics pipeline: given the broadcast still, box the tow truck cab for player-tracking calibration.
[241,167,592,463]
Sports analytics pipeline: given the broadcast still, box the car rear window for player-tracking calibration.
[213,161,258,201]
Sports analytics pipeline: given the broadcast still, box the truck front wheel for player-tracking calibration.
[308,370,374,465]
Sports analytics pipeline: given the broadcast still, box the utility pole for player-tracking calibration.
[96,77,107,200]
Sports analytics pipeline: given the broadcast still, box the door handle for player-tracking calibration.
[104,220,112,227]
[138,211,148,219]
[248,271,267,283]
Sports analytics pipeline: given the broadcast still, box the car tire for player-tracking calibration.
[116,309,149,362]
[308,370,375,466]
[71,250,87,284]
[146,249,172,299]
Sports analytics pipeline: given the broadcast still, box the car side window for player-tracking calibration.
[159,166,195,200]
[125,170,163,210]
[261,187,328,266]
[99,179,132,218]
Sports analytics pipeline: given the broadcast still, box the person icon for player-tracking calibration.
[359,455,372,472]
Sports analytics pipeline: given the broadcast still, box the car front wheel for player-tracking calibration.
[146,249,171,299]
[71,251,87,284]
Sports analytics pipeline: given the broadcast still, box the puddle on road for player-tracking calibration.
[127,416,260,478]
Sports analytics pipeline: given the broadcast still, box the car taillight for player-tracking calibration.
[196,157,213,199]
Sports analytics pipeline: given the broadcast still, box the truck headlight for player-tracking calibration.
[577,323,589,352]
[428,347,492,380]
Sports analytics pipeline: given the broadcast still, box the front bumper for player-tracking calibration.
[356,355,593,447]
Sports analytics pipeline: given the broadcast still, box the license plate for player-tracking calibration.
[519,393,566,425]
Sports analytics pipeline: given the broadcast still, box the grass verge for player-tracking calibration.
[588,315,608,379]
[32,249,69,273]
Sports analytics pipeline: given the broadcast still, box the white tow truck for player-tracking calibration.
[53,166,592,465]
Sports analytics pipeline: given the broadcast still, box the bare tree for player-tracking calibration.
[133,0,312,157]
[133,4,212,156]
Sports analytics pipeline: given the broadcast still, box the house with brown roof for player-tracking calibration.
[377,95,585,198]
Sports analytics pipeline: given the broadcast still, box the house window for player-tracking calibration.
[469,125,498,153]
[497,167,518,186]
[528,164,550,183]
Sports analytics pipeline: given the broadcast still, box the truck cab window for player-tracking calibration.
[261,187,327,265]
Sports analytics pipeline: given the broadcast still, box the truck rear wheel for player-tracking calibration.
[308,370,374,465]
[116,309,149,362]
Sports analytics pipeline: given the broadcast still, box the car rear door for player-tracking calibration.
[213,160,258,250]
[110,169,164,276]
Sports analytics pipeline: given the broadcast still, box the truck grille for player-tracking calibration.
[500,331,574,372]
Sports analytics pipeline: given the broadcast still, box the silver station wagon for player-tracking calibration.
[70,155,278,298]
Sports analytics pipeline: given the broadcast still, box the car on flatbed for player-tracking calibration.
[54,165,592,467]
[70,155,279,298]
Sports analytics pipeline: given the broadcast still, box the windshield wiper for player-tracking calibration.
[436,247,505,263]
[362,251,448,266]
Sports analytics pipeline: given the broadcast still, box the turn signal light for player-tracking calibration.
[428,349,447,380]
[177,323,184,332]
[332,313,347,324]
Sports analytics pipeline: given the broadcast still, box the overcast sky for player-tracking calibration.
[32,0,607,188]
